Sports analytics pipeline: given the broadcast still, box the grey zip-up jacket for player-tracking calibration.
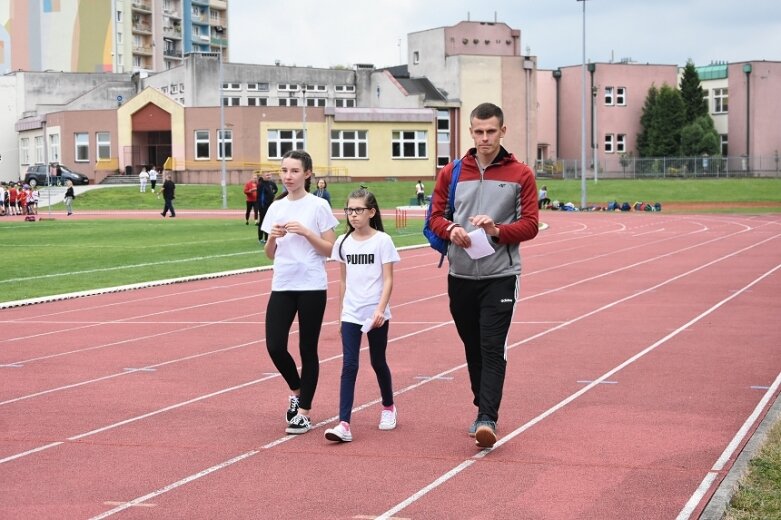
[429,147,539,279]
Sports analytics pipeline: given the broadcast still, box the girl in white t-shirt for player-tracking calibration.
[324,188,401,443]
[261,150,339,435]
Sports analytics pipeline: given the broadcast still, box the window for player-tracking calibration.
[335,98,355,108]
[248,97,268,106]
[713,88,728,114]
[267,129,304,159]
[278,83,299,92]
[222,82,240,90]
[49,133,60,163]
[335,85,355,93]
[604,86,614,105]
[75,132,89,162]
[616,87,626,106]
[171,84,179,94]
[392,130,427,159]
[195,130,210,160]
[35,136,44,163]
[331,130,368,159]
[279,98,299,107]
[413,51,420,64]
[720,134,728,156]
[217,129,232,160]
[437,156,450,168]
[303,84,326,92]
[437,110,450,143]
[96,132,111,160]
[20,138,30,165]
[222,97,240,106]
[604,133,614,154]
[247,82,269,91]
[616,134,626,153]
[306,98,326,107]
[161,86,168,94]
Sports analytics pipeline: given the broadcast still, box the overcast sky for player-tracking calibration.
[229,0,780,70]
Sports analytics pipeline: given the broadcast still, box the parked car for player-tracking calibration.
[24,164,90,186]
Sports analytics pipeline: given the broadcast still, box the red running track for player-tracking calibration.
[1,212,780,519]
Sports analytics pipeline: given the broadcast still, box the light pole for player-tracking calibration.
[301,85,307,149]
[215,25,227,209]
[592,84,599,183]
[577,0,588,208]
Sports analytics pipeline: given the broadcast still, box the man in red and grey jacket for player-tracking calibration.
[429,102,539,449]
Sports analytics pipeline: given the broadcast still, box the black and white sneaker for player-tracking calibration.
[286,395,300,423]
[285,414,311,435]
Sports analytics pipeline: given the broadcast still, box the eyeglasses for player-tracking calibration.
[344,207,369,216]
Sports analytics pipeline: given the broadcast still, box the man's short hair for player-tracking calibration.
[470,103,504,126]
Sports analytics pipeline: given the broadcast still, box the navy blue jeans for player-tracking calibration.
[339,321,394,423]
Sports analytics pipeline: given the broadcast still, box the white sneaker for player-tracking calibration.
[379,405,397,430]
[324,421,353,442]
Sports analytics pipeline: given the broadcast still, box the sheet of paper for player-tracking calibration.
[465,228,495,260]
[361,318,374,333]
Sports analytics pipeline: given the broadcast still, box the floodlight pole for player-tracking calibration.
[216,26,227,209]
[577,0,588,209]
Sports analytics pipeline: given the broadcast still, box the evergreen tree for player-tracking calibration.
[637,84,658,157]
[651,84,686,156]
[679,60,708,124]
[681,116,720,156]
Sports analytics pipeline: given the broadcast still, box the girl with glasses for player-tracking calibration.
[261,150,339,435]
[324,188,400,442]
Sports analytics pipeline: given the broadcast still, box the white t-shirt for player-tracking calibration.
[148,168,158,181]
[262,193,339,291]
[331,231,400,325]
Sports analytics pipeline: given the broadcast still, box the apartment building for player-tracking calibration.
[0,0,229,74]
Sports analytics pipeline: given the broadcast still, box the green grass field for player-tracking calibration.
[2,177,779,513]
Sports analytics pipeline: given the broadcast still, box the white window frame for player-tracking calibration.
[306,98,326,107]
[335,98,355,108]
[217,129,233,160]
[222,97,240,106]
[437,156,450,168]
[616,86,626,106]
[616,133,626,153]
[96,132,111,160]
[279,98,299,107]
[437,110,450,143]
[392,130,428,159]
[604,86,614,106]
[335,85,355,93]
[303,84,326,92]
[604,133,615,154]
[75,132,89,162]
[267,129,304,159]
[34,136,44,163]
[720,134,728,156]
[195,130,210,160]
[412,51,420,64]
[222,82,240,91]
[330,130,368,159]
[713,88,728,114]
[247,82,269,91]
[20,137,30,165]
[277,83,299,92]
[49,133,60,163]
[247,97,268,106]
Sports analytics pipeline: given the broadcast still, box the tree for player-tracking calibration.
[681,116,720,156]
[649,84,685,156]
[636,85,658,157]
[679,59,708,124]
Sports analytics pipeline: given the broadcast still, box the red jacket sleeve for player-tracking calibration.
[428,162,457,240]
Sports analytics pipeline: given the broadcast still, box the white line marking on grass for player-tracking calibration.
[2,251,259,284]
[375,262,781,520]
[676,370,781,520]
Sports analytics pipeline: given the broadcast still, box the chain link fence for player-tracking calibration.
[536,155,781,180]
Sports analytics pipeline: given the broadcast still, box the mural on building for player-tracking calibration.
[0,0,112,74]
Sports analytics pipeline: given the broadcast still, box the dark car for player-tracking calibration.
[24,164,90,187]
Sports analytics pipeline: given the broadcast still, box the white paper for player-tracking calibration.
[361,318,374,333]
[464,228,496,260]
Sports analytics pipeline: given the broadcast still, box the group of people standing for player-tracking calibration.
[0,182,40,216]
[243,171,279,242]
[138,165,159,193]
[262,102,539,450]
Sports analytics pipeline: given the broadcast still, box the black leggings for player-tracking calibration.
[265,290,328,410]
[245,201,258,221]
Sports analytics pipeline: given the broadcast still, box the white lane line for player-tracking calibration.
[376,262,781,520]
[83,246,780,518]
[676,370,781,520]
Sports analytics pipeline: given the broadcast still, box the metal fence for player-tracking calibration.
[535,155,781,180]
